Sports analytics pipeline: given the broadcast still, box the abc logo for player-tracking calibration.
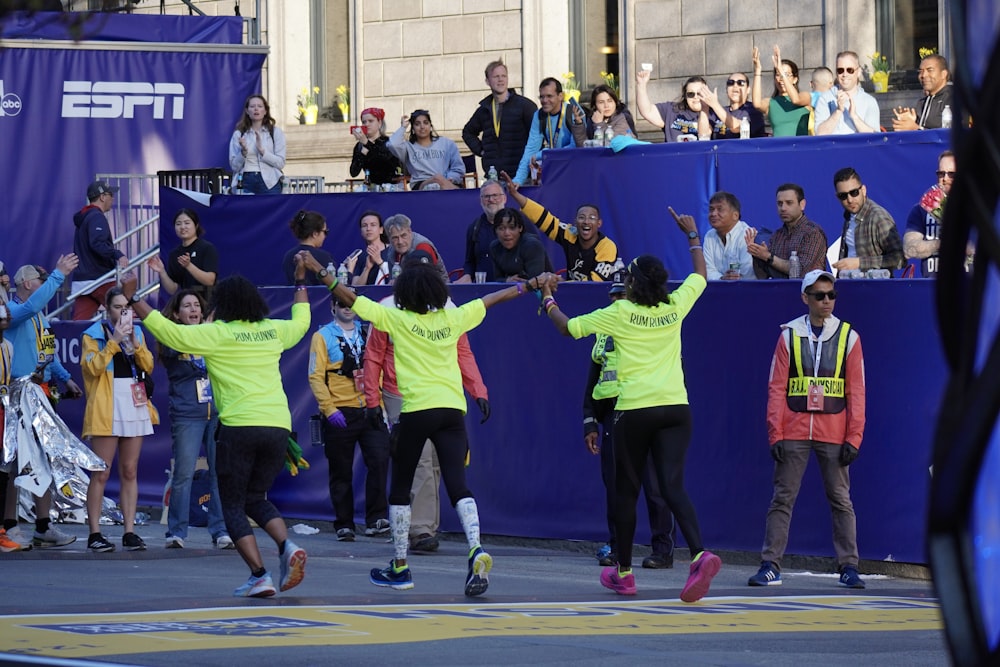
[1,93,22,116]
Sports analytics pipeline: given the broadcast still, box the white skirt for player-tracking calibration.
[111,377,154,438]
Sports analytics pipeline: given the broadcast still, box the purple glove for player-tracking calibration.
[327,411,348,429]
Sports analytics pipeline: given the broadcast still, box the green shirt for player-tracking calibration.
[567,273,706,410]
[351,295,486,414]
[142,303,310,430]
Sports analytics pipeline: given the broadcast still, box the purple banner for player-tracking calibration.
[1,11,243,44]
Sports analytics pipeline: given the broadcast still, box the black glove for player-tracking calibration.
[476,397,491,424]
[770,441,785,464]
[839,443,859,467]
[365,407,386,431]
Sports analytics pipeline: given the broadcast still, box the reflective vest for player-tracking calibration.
[786,321,850,413]
[590,333,619,401]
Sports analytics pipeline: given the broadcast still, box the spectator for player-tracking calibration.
[325,251,530,596]
[0,261,9,297]
[229,94,286,195]
[636,69,710,142]
[308,291,390,541]
[381,214,447,281]
[81,287,158,553]
[388,110,465,191]
[815,51,881,135]
[810,66,836,108]
[698,191,756,280]
[892,55,953,131]
[832,167,906,273]
[159,289,233,550]
[0,299,16,553]
[533,215,723,601]
[489,207,553,282]
[584,281,677,570]
[747,183,829,279]
[349,107,402,187]
[282,210,336,286]
[751,46,813,137]
[4,256,83,551]
[570,84,635,145]
[748,269,866,589]
[71,180,134,320]
[148,208,218,300]
[501,171,618,281]
[457,179,540,284]
[512,77,577,185]
[704,73,766,139]
[346,211,389,286]
[131,252,320,597]
[462,59,538,178]
[904,150,958,277]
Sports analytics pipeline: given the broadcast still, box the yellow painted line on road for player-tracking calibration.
[0,596,941,660]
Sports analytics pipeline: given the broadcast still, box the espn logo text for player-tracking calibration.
[0,80,23,117]
[62,81,185,119]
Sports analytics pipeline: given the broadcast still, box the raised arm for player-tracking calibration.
[751,47,769,114]
[635,69,665,128]
[669,206,706,279]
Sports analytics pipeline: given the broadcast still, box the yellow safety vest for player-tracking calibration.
[786,321,850,413]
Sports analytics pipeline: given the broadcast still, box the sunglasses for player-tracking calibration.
[936,170,956,179]
[807,290,838,301]
[836,187,862,201]
[726,79,748,87]
[685,91,698,98]
[836,67,857,75]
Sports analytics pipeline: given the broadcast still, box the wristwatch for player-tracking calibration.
[317,268,330,278]
[687,230,699,240]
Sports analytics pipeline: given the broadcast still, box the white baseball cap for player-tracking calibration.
[801,269,835,293]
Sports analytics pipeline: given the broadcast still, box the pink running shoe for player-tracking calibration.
[680,550,722,603]
[600,566,637,595]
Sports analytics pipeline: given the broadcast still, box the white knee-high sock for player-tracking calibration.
[390,504,411,562]
[456,497,481,551]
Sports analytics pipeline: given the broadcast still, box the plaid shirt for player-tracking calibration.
[839,197,906,271]
[754,214,828,279]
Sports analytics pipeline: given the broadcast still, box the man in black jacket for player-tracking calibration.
[462,60,537,178]
[71,181,132,320]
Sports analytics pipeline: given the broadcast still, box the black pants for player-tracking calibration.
[323,407,390,530]
[389,408,471,507]
[215,424,288,541]
[612,405,704,570]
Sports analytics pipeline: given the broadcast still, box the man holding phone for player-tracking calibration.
[462,59,538,179]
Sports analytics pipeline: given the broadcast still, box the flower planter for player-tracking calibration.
[871,71,889,93]
[304,104,319,125]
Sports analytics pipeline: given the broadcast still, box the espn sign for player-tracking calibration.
[62,81,185,119]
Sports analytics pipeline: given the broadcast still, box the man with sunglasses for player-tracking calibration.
[749,269,866,589]
[832,167,905,274]
[904,150,958,277]
[815,51,881,135]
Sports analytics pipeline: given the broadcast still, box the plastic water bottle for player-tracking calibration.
[234,174,244,195]
[337,263,350,285]
[326,261,336,281]
[308,414,323,447]
[787,251,801,279]
[611,257,626,282]
[391,263,402,283]
[593,126,604,146]
[487,165,498,182]
[603,127,614,146]
[740,116,750,139]
[120,336,135,355]
[941,105,952,129]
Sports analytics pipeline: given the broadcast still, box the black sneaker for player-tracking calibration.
[88,533,115,553]
[122,532,147,551]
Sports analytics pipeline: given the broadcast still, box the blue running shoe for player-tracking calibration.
[464,546,493,597]
[839,566,866,589]
[234,573,276,598]
[748,561,782,586]
[279,540,307,592]
[370,559,414,590]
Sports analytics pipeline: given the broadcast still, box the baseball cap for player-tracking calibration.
[801,269,836,293]
[13,264,48,286]
[403,250,434,267]
[87,180,119,200]
[608,282,626,296]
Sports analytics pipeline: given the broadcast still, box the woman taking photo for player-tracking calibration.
[322,251,531,596]
[159,289,233,550]
[131,252,318,598]
[281,210,336,285]
[347,210,389,286]
[229,94,287,194]
[349,107,401,187]
[751,45,812,137]
[148,209,218,300]
[388,110,465,191]
[532,210,722,601]
[81,287,158,553]
[489,207,552,282]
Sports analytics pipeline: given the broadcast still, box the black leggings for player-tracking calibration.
[389,408,471,507]
[612,405,704,570]
[215,424,288,540]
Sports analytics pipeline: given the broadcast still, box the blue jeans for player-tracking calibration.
[241,171,282,195]
[166,417,227,540]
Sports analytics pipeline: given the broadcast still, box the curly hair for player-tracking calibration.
[492,207,525,233]
[393,261,449,314]
[626,255,671,307]
[288,210,327,241]
[210,275,269,323]
[235,94,276,137]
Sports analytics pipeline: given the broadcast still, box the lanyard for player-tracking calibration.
[103,322,140,381]
[342,327,363,365]
[807,316,823,375]
[491,98,502,137]
[544,106,564,149]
